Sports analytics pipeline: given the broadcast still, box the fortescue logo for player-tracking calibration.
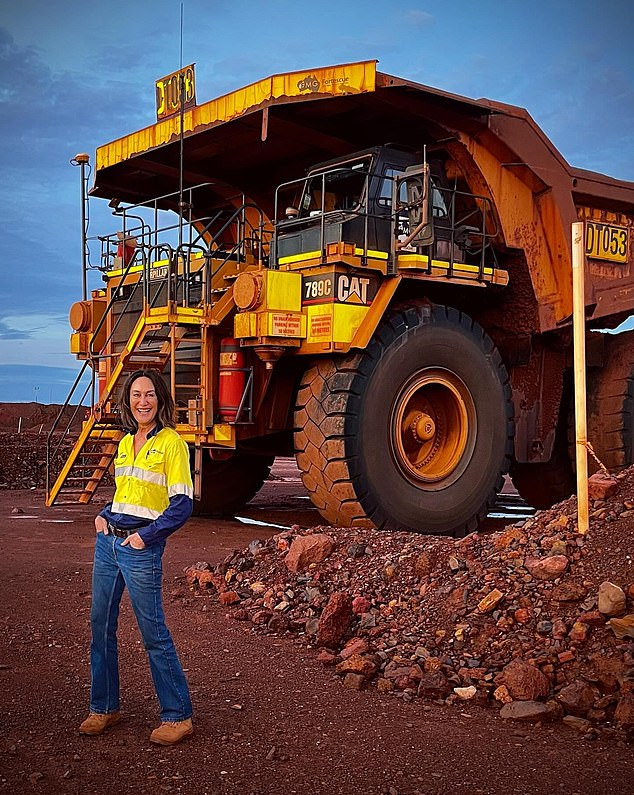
[297,74,320,93]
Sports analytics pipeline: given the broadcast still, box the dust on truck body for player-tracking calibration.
[47,60,634,536]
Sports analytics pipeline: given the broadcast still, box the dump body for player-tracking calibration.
[91,61,634,332]
[49,61,634,535]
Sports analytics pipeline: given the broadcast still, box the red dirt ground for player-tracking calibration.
[0,405,632,793]
[1,482,633,795]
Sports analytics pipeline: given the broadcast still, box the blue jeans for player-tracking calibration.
[89,532,192,722]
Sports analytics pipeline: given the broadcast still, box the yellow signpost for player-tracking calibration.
[572,221,589,534]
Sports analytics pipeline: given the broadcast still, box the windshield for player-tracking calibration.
[300,157,371,217]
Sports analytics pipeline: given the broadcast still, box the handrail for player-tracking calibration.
[60,194,267,431]
[273,161,499,280]
[89,247,147,359]
[46,361,94,495]
[272,163,387,268]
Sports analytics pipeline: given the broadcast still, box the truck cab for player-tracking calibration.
[273,145,474,272]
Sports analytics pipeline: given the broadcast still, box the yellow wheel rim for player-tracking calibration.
[391,368,476,486]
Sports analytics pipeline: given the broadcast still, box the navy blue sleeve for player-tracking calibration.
[137,494,193,546]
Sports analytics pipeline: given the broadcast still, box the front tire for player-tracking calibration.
[294,304,513,536]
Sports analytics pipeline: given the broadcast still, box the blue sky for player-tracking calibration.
[1,0,633,401]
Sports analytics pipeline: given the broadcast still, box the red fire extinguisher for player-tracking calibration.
[218,338,246,422]
[116,232,137,266]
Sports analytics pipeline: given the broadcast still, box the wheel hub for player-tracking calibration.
[392,369,476,487]
[411,412,436,442]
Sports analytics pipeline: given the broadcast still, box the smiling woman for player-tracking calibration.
[79,368,196,746]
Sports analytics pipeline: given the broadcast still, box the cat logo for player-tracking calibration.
[297,74,320,93]
[336,274,371,304]
[302,272,378,306]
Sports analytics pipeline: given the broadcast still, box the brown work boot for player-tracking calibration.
[78,711,121,735]
[149,718,194,746]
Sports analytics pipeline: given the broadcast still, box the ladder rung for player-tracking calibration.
[69,464,110,474]
[78,451,116,457]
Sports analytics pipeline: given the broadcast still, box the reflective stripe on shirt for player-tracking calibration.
[110,501,161,521]
[114,465,167,488]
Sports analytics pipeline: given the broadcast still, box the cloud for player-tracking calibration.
[404,9,434,28]
[0,312,70,339]
[0,364,85,403]
[0,314,76,369]
[0,320,31,340]
[519,43,634,180]
[0,27,156,172]
[0,29,138,339]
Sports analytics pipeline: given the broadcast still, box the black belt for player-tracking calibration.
[106,522,136,539]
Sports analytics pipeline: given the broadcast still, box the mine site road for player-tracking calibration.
[0,460,631,795]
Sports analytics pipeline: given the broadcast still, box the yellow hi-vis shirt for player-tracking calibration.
[112,427,193,522]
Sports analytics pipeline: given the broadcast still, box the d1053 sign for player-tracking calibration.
[155,65,196,121]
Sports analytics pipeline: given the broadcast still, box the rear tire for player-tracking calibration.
[294,304,513,536]
[587,331,634,472]
[193,451,275,516]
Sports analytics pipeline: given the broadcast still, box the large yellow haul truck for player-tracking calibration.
[48,60,634,537]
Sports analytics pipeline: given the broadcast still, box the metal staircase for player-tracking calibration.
[46,189,270,507]
[46,307,206,506]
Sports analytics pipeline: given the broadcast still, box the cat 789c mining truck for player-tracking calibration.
[47,60,634,537]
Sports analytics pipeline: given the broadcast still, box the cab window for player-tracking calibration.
[300,158,370,217]
[378,167,408,207]
[432,186,448,218]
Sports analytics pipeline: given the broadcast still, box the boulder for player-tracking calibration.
[607,614,634,639]
[316,591,352,648]
[524,555,568,581]
[497,659,550,701]
[351,596,371,615]
[336,654,377,678]
[340,637,369,659]
[418,670,450,699]
[500,701,552,722]
[587,472,619,500]
[285,533,335,573]
[477,589,504,613]
[598,581,626,616]
[556,680,598,716]
[615,691,634,730]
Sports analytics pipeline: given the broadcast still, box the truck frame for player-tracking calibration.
[47,60,634,537]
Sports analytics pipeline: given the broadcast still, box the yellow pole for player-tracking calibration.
[572,221,589,534]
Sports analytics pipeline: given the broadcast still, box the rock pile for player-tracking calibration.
[0,432,77,490]
[0,403,88,490]
[185,470,634,742]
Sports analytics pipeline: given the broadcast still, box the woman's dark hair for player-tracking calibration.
[119,369,175,432]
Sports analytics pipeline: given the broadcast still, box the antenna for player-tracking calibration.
[178,1,185,252]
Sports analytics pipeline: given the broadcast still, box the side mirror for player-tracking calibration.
[395,164,434,248]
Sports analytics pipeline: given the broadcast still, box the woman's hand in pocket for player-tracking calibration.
[121,532,146,550]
